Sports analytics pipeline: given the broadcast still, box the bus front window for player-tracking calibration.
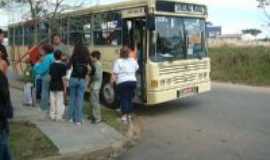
[150,16,207,62]
[184,18,207,59]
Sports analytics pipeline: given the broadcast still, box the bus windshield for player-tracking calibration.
[150,16,207,62]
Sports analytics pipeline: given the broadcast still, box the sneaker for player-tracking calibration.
[128,115,133,122]
[121,115,128,124]
[75,122,82,127]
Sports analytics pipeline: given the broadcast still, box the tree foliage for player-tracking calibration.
[1,0,66,18]
[257,0,270,20]
[257,0,270,8]
[242,29,262,37]
[1,0,71,41]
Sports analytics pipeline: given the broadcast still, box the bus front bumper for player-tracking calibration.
[146,81,211,105]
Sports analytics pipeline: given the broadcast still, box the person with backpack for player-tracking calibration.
[0,71,13,160]
[67,43,92,126]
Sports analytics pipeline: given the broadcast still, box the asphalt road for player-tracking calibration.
[117,83,270,160]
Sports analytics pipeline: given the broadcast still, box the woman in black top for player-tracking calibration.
[0,71,13,160]
[67,43,92,126]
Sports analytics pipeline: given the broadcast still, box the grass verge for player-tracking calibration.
[10,122,59,160]
[84,102,126,133]
[209,46,270,86]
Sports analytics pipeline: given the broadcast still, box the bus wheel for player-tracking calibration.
[101,83,118,109]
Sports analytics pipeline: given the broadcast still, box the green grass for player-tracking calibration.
[9,105,122,160]
[209,46,270,86]
[10,122,59,160]
[84,102,126,133]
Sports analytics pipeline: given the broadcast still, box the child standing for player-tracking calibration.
[49,50,67,120]
[90,51,103,124]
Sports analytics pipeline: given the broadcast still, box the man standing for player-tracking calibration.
[52,34,70,60]
[0,29,9,65]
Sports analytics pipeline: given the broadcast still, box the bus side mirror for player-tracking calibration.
[147,16,155,31]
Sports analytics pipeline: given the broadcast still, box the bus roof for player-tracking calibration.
[9,0,206,27]
[62,0,206,17]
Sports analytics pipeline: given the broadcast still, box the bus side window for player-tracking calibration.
[68,15,92,45]
[93,11,122,46]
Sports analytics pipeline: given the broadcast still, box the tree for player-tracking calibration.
[0,0,84,43]
[242,29,262,38]
[257,0,270,21]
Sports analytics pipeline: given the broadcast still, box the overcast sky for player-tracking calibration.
[0,0,268,37]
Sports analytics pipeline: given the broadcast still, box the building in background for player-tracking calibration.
[217,34,242,41]
[206,22,222,38]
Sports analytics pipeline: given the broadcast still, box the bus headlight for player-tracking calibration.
[151,80,159,88]
[204,72,208,79]
[167,79,172,86]
[160,80,166,87]
[199,73,208,80]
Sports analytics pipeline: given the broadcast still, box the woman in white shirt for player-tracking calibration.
[112,46,139,123]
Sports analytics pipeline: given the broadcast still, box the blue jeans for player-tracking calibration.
[40,75,50,112]
[68,78,86,123]
[117,81,137,114]
[0,131,11,160]
[35,77,42,100]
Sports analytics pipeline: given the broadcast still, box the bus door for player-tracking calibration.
[122,18,147,102]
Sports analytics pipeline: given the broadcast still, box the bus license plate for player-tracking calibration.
[179,87,198,97]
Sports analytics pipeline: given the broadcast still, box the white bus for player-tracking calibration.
[9,0,211,107]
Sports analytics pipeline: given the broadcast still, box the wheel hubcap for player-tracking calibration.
[103,84,115,104]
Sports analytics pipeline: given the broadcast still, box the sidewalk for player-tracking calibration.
[10,85,124,159]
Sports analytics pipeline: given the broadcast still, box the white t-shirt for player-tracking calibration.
[113,58,139,84]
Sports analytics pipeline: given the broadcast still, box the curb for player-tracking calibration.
[36,146,113,160]
[35,118,144,160]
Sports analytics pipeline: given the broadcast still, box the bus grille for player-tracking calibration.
[159,61,208,75]
[174,74,197,85]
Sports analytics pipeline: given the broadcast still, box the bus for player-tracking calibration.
[8,0,211,106]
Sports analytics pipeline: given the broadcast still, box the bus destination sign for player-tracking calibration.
[175,3,206,14]
[156,1,207,15]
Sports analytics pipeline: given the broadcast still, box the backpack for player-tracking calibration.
[72,63,89,78]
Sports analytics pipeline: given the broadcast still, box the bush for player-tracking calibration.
[209,46,270,86]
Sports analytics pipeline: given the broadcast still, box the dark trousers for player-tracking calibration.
[0,131,11,160]
[117,81,137,114]
[35,78,42,100]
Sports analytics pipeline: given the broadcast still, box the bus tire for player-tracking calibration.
[101,82,118,109]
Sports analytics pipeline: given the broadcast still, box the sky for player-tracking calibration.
[205,0,267,36]
[0,0,268,37]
